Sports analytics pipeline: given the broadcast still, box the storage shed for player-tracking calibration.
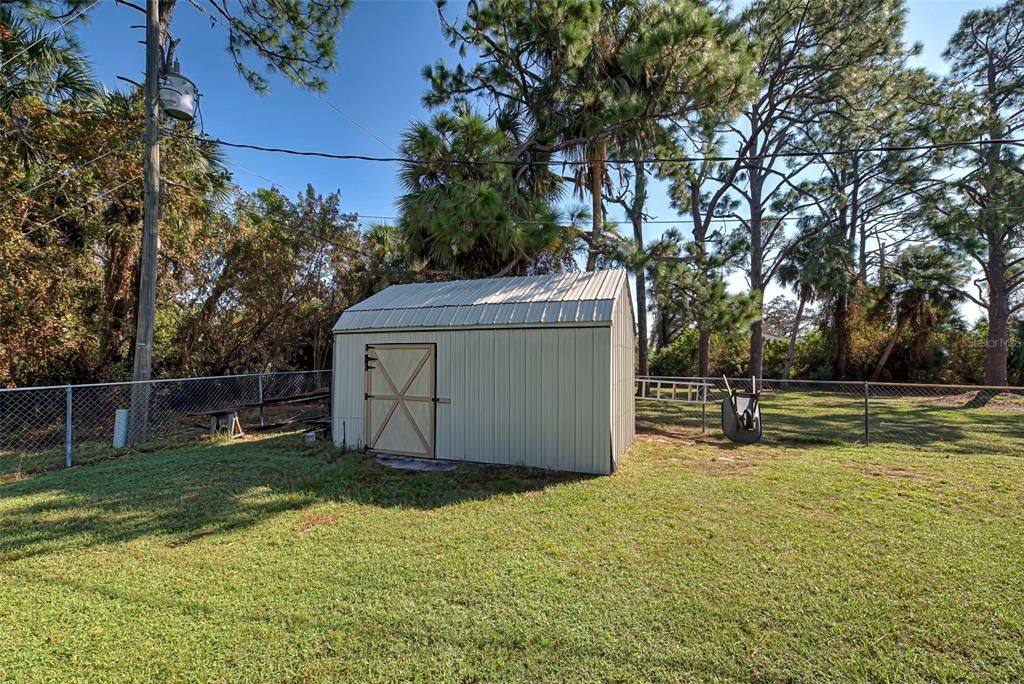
[331,269,635,475]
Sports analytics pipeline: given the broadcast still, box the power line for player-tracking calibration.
[182,0,395,155]
[223,158,304,196]
[0,135,143,209]
[349,214,746,226]
[187,133,1024,227]
[319,98,397,154]
[219,186,1024,229]
[2,176,141,248]
[0,0,101,70]
[187,133,1024,167]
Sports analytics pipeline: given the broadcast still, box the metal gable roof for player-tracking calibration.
[333,269,628,332]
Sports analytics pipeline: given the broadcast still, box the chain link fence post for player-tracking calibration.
[863,381,870,445]
[257,372,265,427]
[64,385,73,468]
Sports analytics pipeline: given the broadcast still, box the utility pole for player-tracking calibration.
[129,0,162,443]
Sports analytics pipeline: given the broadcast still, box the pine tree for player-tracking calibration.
[423,0,755,271]
[931,0,1024,386]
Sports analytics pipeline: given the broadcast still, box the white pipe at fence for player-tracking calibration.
[257,373,265,427]
[64,385,73,468]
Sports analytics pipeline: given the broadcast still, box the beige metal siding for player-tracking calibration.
[609,279,636,466]
[332,325,615,474]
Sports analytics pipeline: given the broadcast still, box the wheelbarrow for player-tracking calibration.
[721,376,762,444]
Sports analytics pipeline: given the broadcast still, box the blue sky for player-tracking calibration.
[78,0,462,218]
[74,0,990,313]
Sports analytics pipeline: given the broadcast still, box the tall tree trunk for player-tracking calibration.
[97,233,139,376]
[985,255,1010,386]
[833,293,851,380]
[982,57,1009,387]
[688,181,711,379]
[747,172,765,379]
[698,329,711,378]
[782,292,807,380]
[656,313,670,349]
[830,195,856,380]
[749,318,764,379]
[585,137,606,272]
[871,316,906,381]
[851,158,867,283]
[631,161,649,377]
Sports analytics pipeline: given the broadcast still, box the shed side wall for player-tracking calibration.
[610,280,636,465]
[332,326,613,474]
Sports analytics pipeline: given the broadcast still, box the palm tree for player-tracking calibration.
[648,228,759,377]
[0,5,95,107]
[870,245,967,381]
[1,4,97,172]
[776,224,851,379]
[396,111,578,278]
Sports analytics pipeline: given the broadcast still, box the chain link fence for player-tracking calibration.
[0,370,331,477]
[6,370,1023,478]
[636,376,1024,455]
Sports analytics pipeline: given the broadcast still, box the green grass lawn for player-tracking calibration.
[2,414,1023,682]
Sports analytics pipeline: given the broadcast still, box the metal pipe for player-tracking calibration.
[257,373,265,427]
[863,381,870,445]
[64,385,73,468]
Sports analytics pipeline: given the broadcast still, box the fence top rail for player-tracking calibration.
[639,375,1024,392]
[0,369,330,393]
[636,376,711,384]
[863,380,1024,392]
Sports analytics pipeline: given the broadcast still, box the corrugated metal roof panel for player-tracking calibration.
[595,300,615,321]
[334,269,627,331]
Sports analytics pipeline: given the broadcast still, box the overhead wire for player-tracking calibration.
[185,133,1024,167]
[318,98,397,154]
[0,135,144,209]
[2,176,141,247]
[183,0,396,155]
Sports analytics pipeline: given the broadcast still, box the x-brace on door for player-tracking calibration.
[363,344,437,457]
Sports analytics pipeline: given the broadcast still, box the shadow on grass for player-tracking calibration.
[0,433,590,562]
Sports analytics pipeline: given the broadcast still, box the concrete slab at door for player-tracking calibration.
[364,343,436,457]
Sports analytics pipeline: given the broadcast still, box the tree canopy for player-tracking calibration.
[4,0,1024,388]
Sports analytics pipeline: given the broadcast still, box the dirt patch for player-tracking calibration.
[635,418,703,441]
[853,462,927,482]
[638,435,775,476]
[636,421,779,451]
[672,456,761,477]
[300,513,337,534]
[803,508,834,521]
[637,432,699,449]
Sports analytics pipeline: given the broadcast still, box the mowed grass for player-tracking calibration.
[1,416,1023,681]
